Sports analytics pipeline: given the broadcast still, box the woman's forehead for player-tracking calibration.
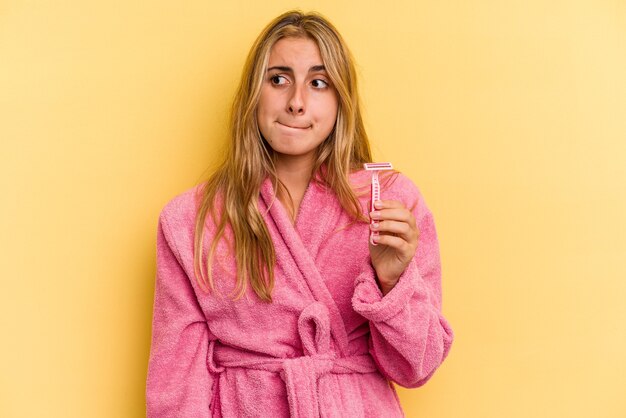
[267,37,323,68]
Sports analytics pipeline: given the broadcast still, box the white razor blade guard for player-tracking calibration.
[363,162,393,171]
[363,162,393,246]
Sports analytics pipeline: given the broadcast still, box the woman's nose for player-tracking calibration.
[287,85,305,115]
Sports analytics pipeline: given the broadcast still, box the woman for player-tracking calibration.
[146,10,453,418]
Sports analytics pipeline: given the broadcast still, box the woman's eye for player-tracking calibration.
[270,75,288,85]
[311,79,329,89]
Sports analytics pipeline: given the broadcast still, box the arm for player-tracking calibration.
[352,191,454,388]
[146,212,215,417]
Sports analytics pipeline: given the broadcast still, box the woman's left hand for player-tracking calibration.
[369,200,420,295]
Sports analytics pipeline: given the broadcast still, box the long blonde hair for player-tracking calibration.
[193,10,372,302]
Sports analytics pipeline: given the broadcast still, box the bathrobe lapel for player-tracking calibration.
[259,176,350,357]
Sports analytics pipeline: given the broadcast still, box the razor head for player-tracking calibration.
[363,162,393,171]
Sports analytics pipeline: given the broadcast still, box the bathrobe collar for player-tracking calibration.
[259,174,350,357]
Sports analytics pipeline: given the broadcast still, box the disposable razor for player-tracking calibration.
[363,162,393,246]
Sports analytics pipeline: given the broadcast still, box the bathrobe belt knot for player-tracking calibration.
[207,302,378,418]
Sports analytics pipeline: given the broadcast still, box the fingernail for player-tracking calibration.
[370,211,380,219]
[374,201,383,209]
[370,222,379,229]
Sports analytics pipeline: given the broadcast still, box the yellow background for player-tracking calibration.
[1,1,625,417]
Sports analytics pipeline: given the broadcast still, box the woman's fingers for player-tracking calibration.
[370,219,412,240]
[371,201,416,224]
[371,200,416,226]
[370,200,419,245]
[368,200,420,285]
[371,232,411,253]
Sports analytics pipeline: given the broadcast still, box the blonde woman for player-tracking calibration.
[146,10,453,417]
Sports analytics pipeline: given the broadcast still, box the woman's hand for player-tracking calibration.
[369,200,420,295]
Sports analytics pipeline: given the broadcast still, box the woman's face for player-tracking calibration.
[257,37,339,168]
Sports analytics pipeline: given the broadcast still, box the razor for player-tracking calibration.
[363,162,393,246]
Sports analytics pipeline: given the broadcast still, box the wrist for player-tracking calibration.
[371,263,400,296]
[377,276,399,296]
[380,284,393,296]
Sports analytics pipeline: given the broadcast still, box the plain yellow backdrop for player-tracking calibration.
[1,1,625,417]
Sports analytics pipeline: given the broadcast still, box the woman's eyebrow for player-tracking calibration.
[266,65,326,73]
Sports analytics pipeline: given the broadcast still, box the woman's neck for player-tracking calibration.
[274,155,315,224]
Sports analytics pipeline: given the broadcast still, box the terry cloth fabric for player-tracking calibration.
[146,169,454,417]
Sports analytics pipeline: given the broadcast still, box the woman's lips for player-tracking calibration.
[277,121,311,129]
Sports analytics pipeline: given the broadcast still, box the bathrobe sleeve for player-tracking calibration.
[351,181,454,388]
[146,212,215,417]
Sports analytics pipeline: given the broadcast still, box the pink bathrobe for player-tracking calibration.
[146,169,454,417]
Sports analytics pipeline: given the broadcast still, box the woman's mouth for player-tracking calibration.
[277,121,311,130]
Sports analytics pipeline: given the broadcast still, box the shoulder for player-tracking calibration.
[158,183,205,246]
[160,184,203,224]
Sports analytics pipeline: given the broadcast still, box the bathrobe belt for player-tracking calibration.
[207,302,378,418]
